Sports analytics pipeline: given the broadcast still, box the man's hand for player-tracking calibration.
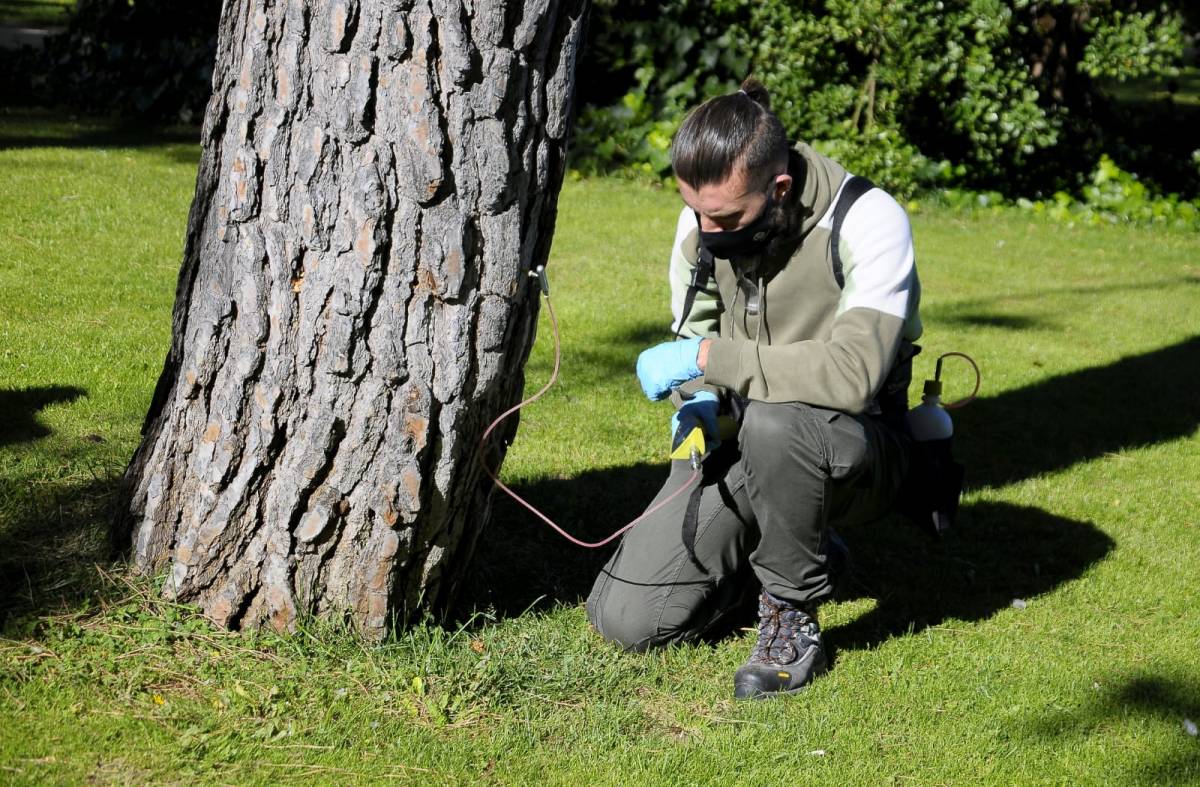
[696,338,711,372]
[671,390,721,452]
[636,338,703,400]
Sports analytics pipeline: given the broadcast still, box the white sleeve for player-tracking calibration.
[837,188,917,323]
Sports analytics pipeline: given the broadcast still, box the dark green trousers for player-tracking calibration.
[586,401,909,651]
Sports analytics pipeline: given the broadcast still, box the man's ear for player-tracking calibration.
[773,172,793,202]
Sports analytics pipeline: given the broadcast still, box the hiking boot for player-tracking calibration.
[733,590,827,700]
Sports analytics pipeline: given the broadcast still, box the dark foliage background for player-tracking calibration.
[3,0,1197,203]
[1,0,221,121]
[573,0,1199,201]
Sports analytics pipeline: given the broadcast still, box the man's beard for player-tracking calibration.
[730,151,809,276]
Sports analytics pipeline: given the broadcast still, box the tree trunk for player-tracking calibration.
[113,0,589,638]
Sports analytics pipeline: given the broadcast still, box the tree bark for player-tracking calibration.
[113,0,589,638]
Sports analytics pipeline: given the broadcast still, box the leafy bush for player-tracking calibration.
[572,0,1192,200]
[935,155,1200,229]
[571,0,747,181]
[810,130,952,200]
[570,81,679,181]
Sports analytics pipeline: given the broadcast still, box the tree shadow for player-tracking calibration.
[0,384,86,446]
[1022,673,1200,784]
[602,321,674,348]
[458,462,1114,658]
[828,502,1113,651]
[919,275,1199,322]
[0,0,68,30]
[6,337,1190,650]
[0,118,201,152]
[0,472,118,629]
[459,462,668,619]
[955,335,1200,489]
[0,109,202,166]
[937,312,1053,331]
[463,339,1200,640]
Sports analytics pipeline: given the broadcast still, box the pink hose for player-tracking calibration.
[477,294,699,548]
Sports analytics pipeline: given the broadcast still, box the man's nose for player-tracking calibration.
[699,215,733,233]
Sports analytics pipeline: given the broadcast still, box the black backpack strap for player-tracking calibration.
[677,399,758,568]
[830,175,875,289]
[674,240,718,559]
[673,245,716,339]
[679,447,735,572]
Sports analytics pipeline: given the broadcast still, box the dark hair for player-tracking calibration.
[670,77,789,190]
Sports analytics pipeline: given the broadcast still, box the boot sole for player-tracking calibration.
[733,660,829,700]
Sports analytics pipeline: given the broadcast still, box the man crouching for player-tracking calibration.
[586,78,923,700]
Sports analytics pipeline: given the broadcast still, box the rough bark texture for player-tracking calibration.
[114,0,589,638]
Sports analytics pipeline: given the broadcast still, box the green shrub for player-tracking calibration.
[572,0,1192,199]
[933,155,1200,229]
[810,130,951,201]
[571,0,747,181]
[571,81,678,182]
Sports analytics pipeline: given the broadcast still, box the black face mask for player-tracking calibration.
[696,191,777,259]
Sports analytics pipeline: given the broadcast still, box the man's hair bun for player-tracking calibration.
[670,74,787,189]
[739,78,771,110]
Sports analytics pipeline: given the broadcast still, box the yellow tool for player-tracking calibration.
[669,425,707,468]
[669,415,738,469]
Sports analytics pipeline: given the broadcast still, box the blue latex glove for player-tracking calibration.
[670,390,721,452]
[636,337,703,401]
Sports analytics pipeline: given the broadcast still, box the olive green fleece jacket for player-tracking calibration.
[669,143,923,414]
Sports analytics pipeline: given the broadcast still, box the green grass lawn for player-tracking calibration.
[1,109,1198,784]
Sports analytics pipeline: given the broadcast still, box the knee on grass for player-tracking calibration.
[586,588,694,652]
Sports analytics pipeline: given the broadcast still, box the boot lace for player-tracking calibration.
[749,591,819,666]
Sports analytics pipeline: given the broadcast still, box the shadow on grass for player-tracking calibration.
[0,384,86,446]
[829,501,1113,651]
[1024,672,1200,784]
[0,0,68,28]
[603,321,675,348]
[938,312,1053,331]
[464,339,1200,638]
[460,462,667,619]
[956,335,1200,489]
[460,470,1114,654]
[3,338,1189,647]
[0,119,201,152]
[0,109,203,166]
[0,473,118,629]
[920,275,1200,323]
